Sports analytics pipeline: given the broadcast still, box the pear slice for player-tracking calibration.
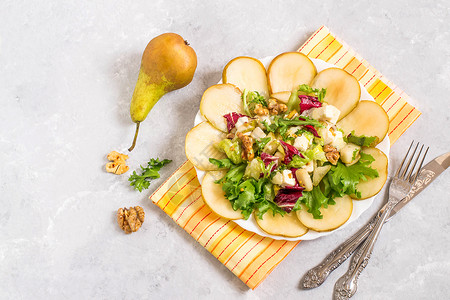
[185,121,227,171]
[255,211,308,238]
[222,56,269,100]
[353,147,388,200]
[199,83,243,132]
[312,165,332,186]
[270,91,291,104]
[337,100,389,146]
[202,171,243,220]
[296,195,353,232]
[267,52,317,94]
[311,68,361,120]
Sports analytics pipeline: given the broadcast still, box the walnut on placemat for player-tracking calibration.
[117,206,145,234]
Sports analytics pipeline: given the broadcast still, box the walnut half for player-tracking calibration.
[324,144,340,165]
[106,151,129,175]
[236,132,255,161]
[117,206,145,234]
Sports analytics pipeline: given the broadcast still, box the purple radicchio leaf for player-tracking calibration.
[260,152,279,172]
[299,95,322,112]
[279,140,304,164]
[299,117,321,138]
[273,184,304,213]
[223,112,246,133]
[304,125,321,138]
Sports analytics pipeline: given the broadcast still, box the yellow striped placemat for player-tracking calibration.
[150,162,299,289]
[150,26,420,289]
[298,26,420,144]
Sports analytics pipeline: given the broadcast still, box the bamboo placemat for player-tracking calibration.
[149,26,420,289]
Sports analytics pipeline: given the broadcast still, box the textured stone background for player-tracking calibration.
[1,0,449,299]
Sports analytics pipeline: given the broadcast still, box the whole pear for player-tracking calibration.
[128,33,197,151]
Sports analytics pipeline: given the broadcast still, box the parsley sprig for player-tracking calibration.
[129,158,172,192]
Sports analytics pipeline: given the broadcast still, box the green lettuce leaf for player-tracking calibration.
[209,158,234,169]
[216,165,285,220]
[346,131,378,147]
[327,153,379,198]
[215,139,243,164]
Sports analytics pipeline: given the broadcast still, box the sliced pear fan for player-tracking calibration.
[202,171,243,220]
[337,100,389,146]
[185,121,227,171]
[222,56,269,100]
[311,68,361,120]
[353,147,388,200]
[296,195,353,232]
[267,52,317,94]
[270,91,291,104]
[255,211,308,238]
[199,84,243,132]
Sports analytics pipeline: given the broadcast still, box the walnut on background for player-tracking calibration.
[106,151,129,175]
[117,206,145,234]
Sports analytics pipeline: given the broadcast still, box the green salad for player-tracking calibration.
[208,85,379,220]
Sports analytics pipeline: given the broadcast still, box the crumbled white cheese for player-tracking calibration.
[319,123,346,149]
[302,161,314,173]
[286,126,302,137]
[251,127,266,140]
[330,130,346,151]
[235,117,252,132]
[294,135,311,152]
[322,105,341,124]
[319,123,334,145]
[281,169,296,187]
[308,104,341,124]
[235,116,249,127]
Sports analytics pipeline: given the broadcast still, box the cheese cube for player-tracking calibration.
[319,125,334,145]
[294,135,311,152]
[323,105,341,124]
[330,130,346,151]
[251,127,266,140]
[308,104,341,124]
[281,170,296,187]
[302,161,314,173]
[235,117,252,132]
[286,126,302,137]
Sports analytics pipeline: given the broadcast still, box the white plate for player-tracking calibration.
[192,56,389,241]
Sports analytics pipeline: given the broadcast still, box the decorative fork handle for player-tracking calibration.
[301,216,377,289]
[333,199,397,299]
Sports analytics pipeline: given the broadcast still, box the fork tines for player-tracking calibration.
[395,141,429,183]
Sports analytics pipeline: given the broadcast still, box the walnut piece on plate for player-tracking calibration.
[117,206,145,234]
[324,144,340,165]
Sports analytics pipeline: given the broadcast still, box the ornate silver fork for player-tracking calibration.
[333,141,428,299]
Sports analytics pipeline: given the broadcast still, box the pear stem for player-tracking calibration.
[128,122,140,152]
